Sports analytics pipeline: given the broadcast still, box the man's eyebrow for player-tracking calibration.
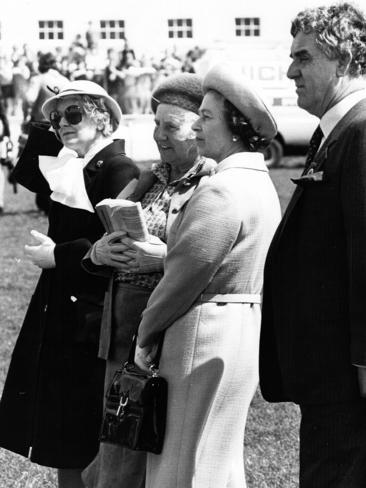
[290,48,310,59]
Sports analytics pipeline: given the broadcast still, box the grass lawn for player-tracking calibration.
[0,163,303,487]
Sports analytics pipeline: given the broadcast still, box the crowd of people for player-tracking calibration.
[1,2,366,488]
[0,35,205,119]
[0,35,205,213]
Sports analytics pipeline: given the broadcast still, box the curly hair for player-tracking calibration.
[79,95,117,136]
[291,2,366,76]
[223,99,270,152]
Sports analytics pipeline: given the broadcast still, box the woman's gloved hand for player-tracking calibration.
[25,230,56,269]
[117,235,167,273]
[90,231,130,268]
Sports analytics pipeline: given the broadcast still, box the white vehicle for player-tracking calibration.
[117,43,319,167]
[265,104,318,167]
[117,105,318,167]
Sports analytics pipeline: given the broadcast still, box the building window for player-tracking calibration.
[235,17,260,37]
[38,20,64,40]
[100,20,125,40]
[168,18,193,38]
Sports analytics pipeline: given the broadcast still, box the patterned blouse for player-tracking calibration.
[114,161,184,290]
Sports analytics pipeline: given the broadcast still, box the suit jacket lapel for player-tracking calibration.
[268,99,366,258]
[313,98,366,172]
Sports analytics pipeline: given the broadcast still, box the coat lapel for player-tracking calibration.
[269,99,366,257]
[83,139,126,191]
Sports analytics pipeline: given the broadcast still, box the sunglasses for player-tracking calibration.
[49,105,84,130]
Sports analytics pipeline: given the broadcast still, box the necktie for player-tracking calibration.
[304,126,323,171]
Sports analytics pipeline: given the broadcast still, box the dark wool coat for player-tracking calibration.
[0,124,139,468]
[259,99,366,405]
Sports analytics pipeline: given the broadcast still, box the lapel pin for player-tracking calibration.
[96,160,104,168]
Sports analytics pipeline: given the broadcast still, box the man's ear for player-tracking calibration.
[336,50,352,77]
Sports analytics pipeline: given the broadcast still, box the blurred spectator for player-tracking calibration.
[85,46,106,85]
[68,52,89,81]
[120,50,141,114]
[136,55,156,113]
[23,52,69,214]
[71,33,86,52]
[0,88,11,214]
[120,38,136,65]
[26,52,69,122]
[182,50,196,73]
[12,56,31,119]
[85,21,99,50]
[0,55,16,117]
[0,39,205,120]
[103,48,125,110]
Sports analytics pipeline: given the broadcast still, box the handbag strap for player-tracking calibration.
[127,333,165,370]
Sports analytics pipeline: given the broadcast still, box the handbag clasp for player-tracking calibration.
[116,395,128,416]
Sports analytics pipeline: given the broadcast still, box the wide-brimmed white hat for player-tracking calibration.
[203,63,277,141]
[42,80,122,125]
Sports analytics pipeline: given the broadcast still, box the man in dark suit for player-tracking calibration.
[259,3,366,487]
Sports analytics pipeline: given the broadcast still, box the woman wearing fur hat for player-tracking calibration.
[0,80,139,488]
[81,73,215,488]
[134,64,281,487]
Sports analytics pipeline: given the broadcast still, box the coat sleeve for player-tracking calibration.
[138,179,242,347]
[341,123,366,366]
[100,155,140,199]
[12,122,63,194]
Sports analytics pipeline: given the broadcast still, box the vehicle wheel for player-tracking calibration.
[263,139,284,168]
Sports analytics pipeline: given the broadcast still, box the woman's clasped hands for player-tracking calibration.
[91,231,167,273]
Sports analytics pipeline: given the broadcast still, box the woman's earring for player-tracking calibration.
[232,135,238,142]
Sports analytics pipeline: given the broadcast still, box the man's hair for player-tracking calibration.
[291,2,366,76]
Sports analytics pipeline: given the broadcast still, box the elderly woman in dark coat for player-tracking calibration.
[0,80,139,488]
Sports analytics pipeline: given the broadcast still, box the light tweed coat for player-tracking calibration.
[138,152,281,488]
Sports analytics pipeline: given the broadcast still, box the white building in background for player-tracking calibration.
[2,0,365,56]
[3,0,365,103]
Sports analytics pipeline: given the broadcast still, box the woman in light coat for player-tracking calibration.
[134,64,281,488]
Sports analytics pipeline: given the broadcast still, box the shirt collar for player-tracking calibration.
[151,156,212,186]
[320,90,366,141]
[215,152,268,173]
[151,161,170,185]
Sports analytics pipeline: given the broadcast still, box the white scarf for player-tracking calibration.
[39,138,113,213]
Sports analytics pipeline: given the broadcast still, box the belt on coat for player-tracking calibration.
[199,293,262,304]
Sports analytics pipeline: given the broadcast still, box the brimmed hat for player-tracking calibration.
[151,73,203,114]
[203,64,277,140]
[42,80,122,125]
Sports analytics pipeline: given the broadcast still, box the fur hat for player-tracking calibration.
[151,73,203,114]
[203,64,277,140]
[42,80,122,126]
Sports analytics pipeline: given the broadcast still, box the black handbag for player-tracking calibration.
[100,335,167,454]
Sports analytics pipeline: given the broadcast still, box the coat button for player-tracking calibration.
[96,160,104,168]
[171,208,178,214]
